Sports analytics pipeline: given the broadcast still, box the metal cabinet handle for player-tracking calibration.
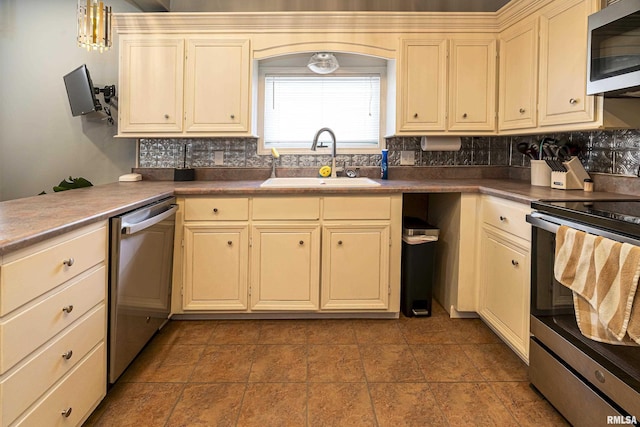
[499,216,507,222]
[511,260,519,266]
[230,114,235,119]
[338,240,343,245]
[462,113,468,118]
[62,305,74,314]
[61,408,73,418]
[227,240,233,246]
[519,108,525,114]
[413,113,418,118]
[299,240,304,245]
[212,208,219,213]
[164,114,170,119]
[63,258,75,267]
[62,350,73,360]
[569,98,578,105]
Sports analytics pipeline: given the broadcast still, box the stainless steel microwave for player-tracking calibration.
[587,0,640,96]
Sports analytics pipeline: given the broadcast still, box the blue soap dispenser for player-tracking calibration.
[381,149,388,180]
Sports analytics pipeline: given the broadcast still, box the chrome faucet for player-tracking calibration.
[311,127,338,178]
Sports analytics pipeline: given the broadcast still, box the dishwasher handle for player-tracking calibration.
[122,205,178,235]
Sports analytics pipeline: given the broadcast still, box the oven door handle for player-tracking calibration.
[122,205,178,235]
[527,213,561,234]
[527,212,640,246]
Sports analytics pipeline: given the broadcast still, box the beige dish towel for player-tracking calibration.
[554,225,640,345]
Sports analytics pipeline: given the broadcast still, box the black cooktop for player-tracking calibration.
[531,200,640,237]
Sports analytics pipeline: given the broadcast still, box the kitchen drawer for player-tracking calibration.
[481,196,531,241]
[323,196,391,220]
[0,305,105,426]
[252,197,320,220]
[13,342,106,427]
[184,197,249,221]
[0,266,105,375]
[0,225,106,316]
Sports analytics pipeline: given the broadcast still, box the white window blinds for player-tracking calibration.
[263,75,381,147]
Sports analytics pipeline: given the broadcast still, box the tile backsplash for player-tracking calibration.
[139,129,640,176]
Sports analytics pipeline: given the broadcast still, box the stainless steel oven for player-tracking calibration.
[528,200,640,426]
[588,0,640,96]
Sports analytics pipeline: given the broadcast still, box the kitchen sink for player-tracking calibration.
[260,177,381,188]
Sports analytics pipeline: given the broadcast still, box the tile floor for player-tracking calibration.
[84,303,569,426]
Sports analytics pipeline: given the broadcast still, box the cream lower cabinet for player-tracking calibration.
[183,224,249,310]
[0,222,107,427]
[250,224,320,310]
[174,194,401,315]
[321,223,390,310]
[477,195,532,362]
[180,197,250,311]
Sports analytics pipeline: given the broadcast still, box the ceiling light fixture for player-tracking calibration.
[77,0,112,53]
[307,53,340,74]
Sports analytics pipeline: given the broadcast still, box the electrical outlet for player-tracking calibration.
[400,151,415,166]
[214,151,224,166]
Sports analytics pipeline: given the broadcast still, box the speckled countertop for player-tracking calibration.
[1,178,638,256]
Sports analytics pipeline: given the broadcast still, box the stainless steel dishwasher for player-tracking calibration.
[108,197,177,384]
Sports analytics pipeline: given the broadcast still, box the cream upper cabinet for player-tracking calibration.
[250,224,320,311]
[538,0,595,127]
[184,38,250,133]
[398,37,497,134]
[321,223,390,310]
[118,36,251,137]
[119,38,185,133]
[477,195,531,362]
[448,39,497,132]
[498,19,539,131]
[398,39,448,132]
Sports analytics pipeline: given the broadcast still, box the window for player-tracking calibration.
[259,69,385,154]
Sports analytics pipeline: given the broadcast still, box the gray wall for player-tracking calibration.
[0,0,141,201]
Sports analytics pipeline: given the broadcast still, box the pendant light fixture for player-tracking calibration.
[307,53,340,74]
[77,0,112,53]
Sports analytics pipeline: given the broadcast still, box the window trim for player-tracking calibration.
[257,66,387,155]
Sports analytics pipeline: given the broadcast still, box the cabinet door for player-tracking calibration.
[398,39,447,132]
[498,20,539,131]
[184,38,250,133]
[250,224,320,311]
[448,39,497,131]
[538,0,595,127]
[119,38,184,133]
[321,223,390,310]
[478,228,530,361]
[183,224,249,311]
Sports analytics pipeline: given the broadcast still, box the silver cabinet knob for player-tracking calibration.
[62,305,74,314]
[569,98,578,105]
[62,350,73,360]
[63,258,74,267]
[61,408,73,418]
[511,260,519,266]
[519,108,525,114]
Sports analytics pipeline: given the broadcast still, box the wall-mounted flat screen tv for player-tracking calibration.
[63,64,100,116]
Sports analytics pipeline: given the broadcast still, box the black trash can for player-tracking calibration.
[401,217,438,317]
